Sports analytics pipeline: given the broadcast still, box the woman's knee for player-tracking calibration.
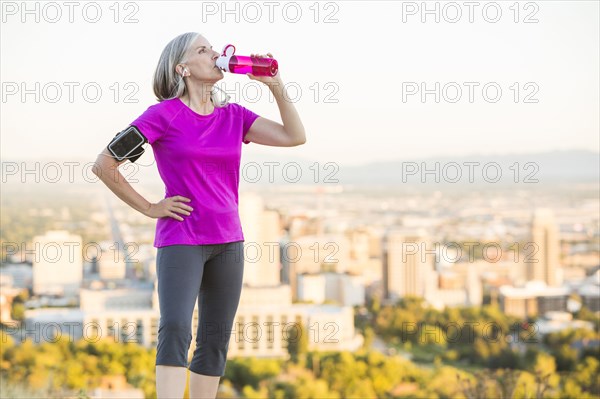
[158,319,193,348]
[159,319,192,336]
[156,321,193,366]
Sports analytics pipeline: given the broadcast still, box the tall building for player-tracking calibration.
[32,230,82,296]
[466,263,483,306]
[384,228,434,301]
[239,192,281,287]
[526,208,561,287]
[297,273,326,303]
[346,229,370,265]
[97,247,126,280]
[286,233,352,301]
[499,281,569,318]
[579,269,600,312]
[297,271,365,306]
[344,228,380,281]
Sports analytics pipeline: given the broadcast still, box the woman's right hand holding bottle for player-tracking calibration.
[144,196,193,221]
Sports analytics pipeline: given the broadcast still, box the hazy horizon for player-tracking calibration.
[1,1,599,165]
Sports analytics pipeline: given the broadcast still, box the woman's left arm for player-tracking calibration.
[244,53,306,147]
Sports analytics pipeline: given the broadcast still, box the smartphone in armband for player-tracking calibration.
[107,125,148,163]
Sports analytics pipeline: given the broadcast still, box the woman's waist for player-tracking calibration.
[156,207,242,233]
[163,186,239,208]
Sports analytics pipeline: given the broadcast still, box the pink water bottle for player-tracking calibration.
[216,44,278,77]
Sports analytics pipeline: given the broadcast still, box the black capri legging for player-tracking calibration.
[155,240,244,377]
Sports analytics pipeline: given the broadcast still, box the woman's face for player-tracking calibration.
[182,35,223,82]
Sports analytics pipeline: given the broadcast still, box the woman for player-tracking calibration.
[93,32,305,399]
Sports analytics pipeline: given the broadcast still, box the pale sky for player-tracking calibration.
[1,0,598,166]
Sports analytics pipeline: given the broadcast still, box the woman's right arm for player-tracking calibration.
[92,147,193,221]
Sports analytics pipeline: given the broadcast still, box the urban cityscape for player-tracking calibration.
[1,168,598,398]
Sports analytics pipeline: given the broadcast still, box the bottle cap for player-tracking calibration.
[216,44,236,72]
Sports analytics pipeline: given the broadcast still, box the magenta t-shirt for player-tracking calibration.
[130,97,260,247]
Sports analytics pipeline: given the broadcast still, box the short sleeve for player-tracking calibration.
[130,103,165,145]
[239,104,261,144]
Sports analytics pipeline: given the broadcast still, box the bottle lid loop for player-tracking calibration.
[221,44,236,57]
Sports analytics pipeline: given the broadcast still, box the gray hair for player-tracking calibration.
[153,32,229,107]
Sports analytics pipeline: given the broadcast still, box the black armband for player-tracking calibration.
[107,125,148,163]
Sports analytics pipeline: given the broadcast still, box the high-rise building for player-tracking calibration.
[97,247,126,280]
[297,271,365,306]
[239,192,281,287]
[466,263,483,306]
[297,273,326,303]
[344,228,379,281]
[286,233,351,301]
[526,208,561,287]
[499,281,569,318]
[384,228,434,301]
[32,230,82,296]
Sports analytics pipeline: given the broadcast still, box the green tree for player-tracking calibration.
[362,325,375,350]
[225,357,281,391]
[10,303,25,321]
[286,321,308,366]
[573,356,599,394]
[531,352,560,398]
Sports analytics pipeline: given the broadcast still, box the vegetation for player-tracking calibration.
[0,331,157,398]
[0,299,600,399]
